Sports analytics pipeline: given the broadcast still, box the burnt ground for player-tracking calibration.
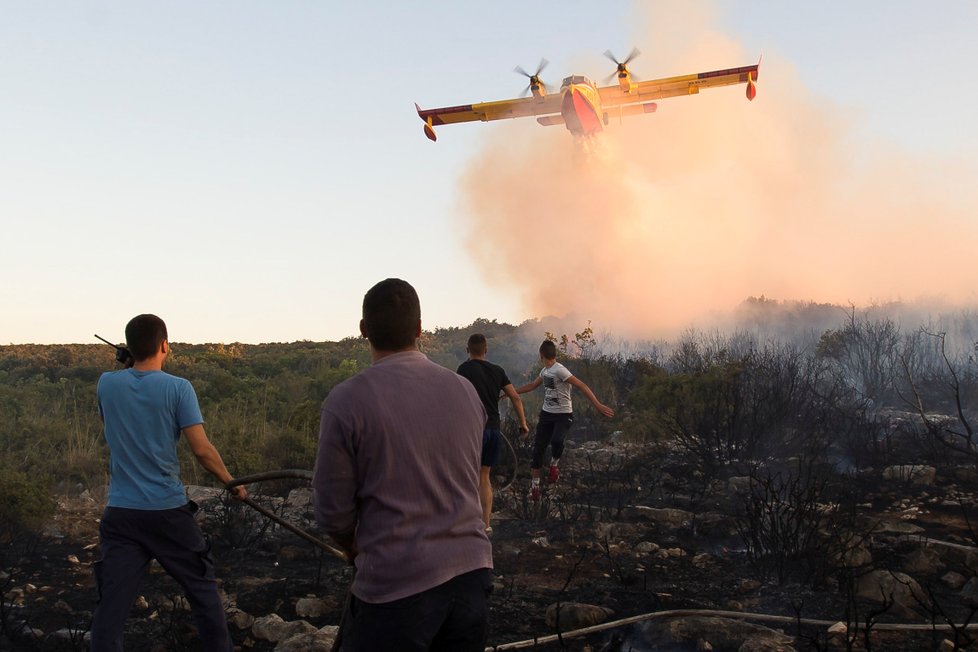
[3,439,978,651]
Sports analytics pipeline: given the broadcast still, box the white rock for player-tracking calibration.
[252,614,318,643]
[227,607,255,629]
[295,597,330,619]
[882,465,937,485]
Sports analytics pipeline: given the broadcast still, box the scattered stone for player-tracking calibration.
[621,506,693,528]
[855,570,930,620]
[864,516,924,535]
[185,485,225,506]
[285,487,313,507]
[641,616,795,651]
[834,544,872,568]
[227,607,256,629]
[882,465,937,486]
[635,541,660,554]
[531,537,550,548]
[960,577,978,607]
[66,554,80,565]
[697,637,714,651]
[665,547,685,558]
[593,523,618,541]
[134,596,149,610]
[545,602,614,629]
[740,634,797,651]
[938,639,956,652]
[827,622,847,634]
[692,553,711,568]
[53,599,73,614]
[902,547,943,575]
[736,579,762,594]
[941,571,967,590]
[274,625,338,651]
[252,613,318,643]
[295,597,332,619]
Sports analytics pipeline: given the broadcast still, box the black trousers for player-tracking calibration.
[531,411,574,469]
[90,503,232,652]
[341,568,491,652]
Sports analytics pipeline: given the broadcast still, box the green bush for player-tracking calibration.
[0,468,56,542]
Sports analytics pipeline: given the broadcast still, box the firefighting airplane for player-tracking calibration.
[416,49,759,141]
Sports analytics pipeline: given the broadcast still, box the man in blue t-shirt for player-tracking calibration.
[90,314,247,652]
[457,333,529,534]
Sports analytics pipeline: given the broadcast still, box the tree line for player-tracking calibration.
[2,304,977,537]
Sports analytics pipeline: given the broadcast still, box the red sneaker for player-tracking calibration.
[548,465,559,483]
[530,485,540,502]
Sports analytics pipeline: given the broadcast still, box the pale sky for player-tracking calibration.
[2,1,976,344]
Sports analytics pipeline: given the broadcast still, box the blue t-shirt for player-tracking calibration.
[97,369,204,510]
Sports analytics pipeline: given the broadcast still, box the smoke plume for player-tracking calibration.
[459,2,978,339]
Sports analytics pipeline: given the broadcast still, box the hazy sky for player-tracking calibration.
[2,1,977,344]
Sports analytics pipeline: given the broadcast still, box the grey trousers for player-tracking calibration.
[90,503,232,652]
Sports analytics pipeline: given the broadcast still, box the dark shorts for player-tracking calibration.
[342,568,491,652]
[481,428,501,468]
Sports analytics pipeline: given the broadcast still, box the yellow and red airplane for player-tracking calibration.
[416,49,759,141]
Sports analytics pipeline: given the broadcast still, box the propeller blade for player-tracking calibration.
[520,83,532,97]
[623,47,641,65]
[604,49,619,65]
[535,58,549,76]
[603,72,617,84]
[514,65,531,78]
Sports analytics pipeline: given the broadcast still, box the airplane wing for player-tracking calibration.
[416,94,563,141]
[599,62,759,107]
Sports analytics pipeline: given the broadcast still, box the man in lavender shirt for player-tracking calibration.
[313,278,493,652]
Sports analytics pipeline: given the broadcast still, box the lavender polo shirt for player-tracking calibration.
[313,350,492,604]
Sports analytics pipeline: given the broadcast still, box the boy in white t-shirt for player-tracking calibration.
[516,339,615,500]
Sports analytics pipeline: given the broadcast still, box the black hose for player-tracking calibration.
[224,470,349,563]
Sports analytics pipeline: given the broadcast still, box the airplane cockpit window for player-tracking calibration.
[560,75,594,87]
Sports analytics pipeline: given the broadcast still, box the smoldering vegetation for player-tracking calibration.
[3,300,978,649]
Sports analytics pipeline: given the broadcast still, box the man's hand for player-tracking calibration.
[596,403,615,418]
[519,421,530,438]
[229,484,249,501]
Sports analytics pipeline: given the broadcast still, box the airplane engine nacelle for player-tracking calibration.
[617,73,635,94]
[423,123,437,141]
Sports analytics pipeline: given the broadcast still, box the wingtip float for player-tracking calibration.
[416,50,761,142]
[415,103,437,141]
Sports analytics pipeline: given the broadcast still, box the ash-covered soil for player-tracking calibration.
[3,438,978,651]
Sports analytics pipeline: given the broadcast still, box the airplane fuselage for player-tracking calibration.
[558,76,604,137]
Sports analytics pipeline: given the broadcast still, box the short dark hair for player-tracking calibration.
[362,278,421,351]
[467,333,487,356]
[539,339,557,360]
[125,314,168,361]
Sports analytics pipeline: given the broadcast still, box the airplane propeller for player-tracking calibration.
[603,48,641,83]
[515,58,549,96]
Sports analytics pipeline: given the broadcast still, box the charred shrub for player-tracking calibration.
[735,460,829,584]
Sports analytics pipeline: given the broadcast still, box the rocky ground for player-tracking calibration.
[3,438,978,651]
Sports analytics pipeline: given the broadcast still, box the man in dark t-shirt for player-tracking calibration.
[457,333,529,533]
